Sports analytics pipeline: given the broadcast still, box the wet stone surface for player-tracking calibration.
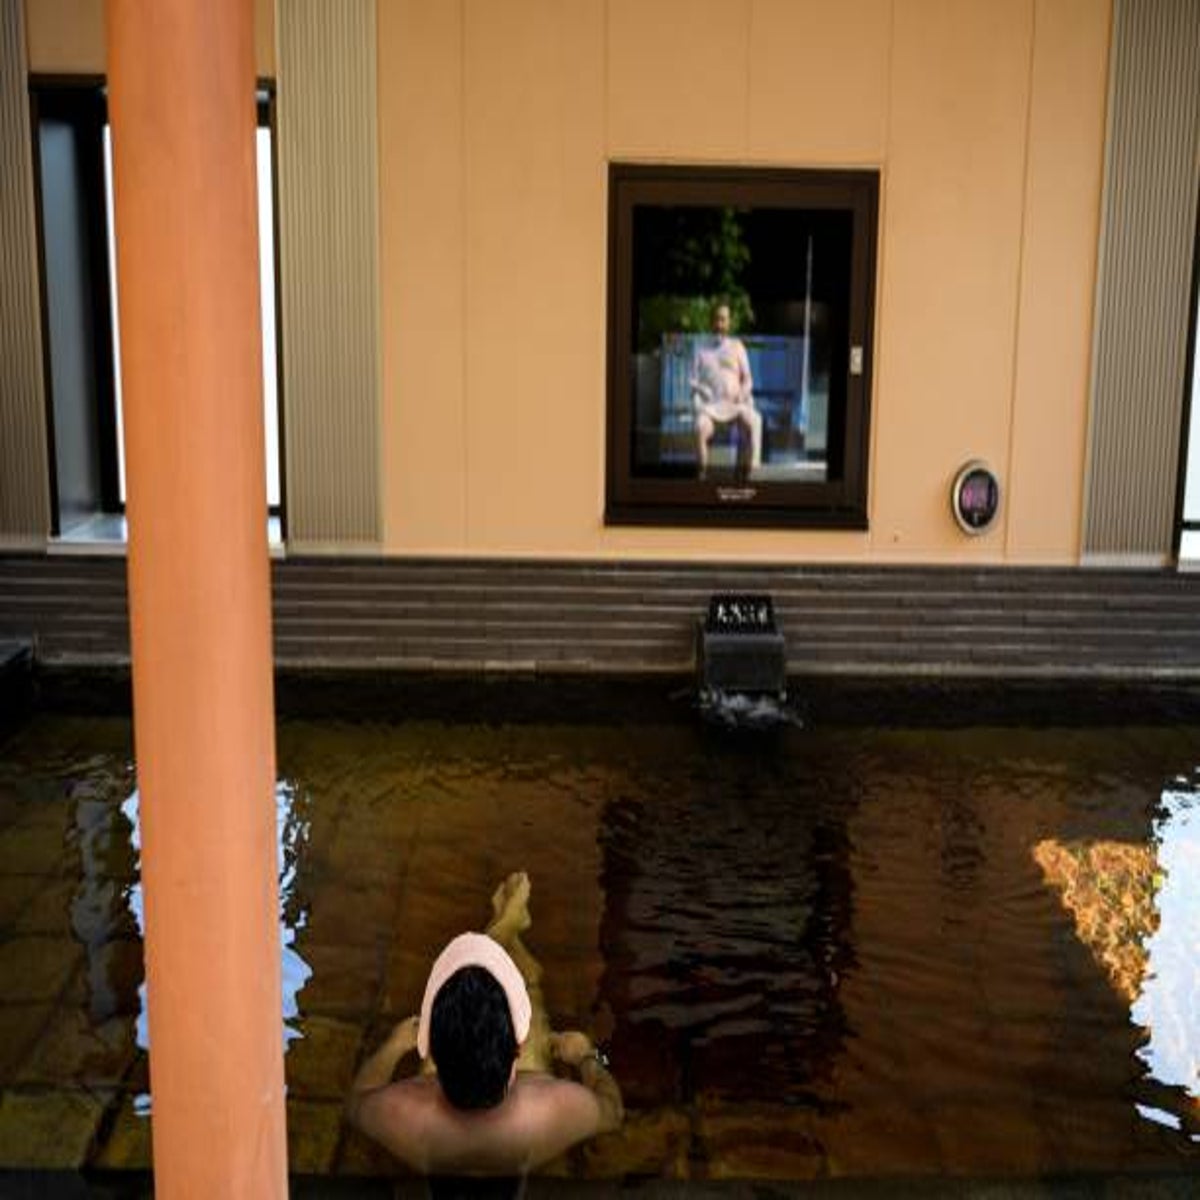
[0,706,1198,1186]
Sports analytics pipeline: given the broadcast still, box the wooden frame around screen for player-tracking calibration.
[605,164,879,530]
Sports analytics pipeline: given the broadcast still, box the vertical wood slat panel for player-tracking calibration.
[1085,0,1200,557]
[0,0,50,541]
[277,0,381,546]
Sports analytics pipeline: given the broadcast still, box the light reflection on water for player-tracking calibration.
[1132,775,1200,1132]
[1032,766,1200,1142]
[105,779,315,1113]
[1,713,1199,1177]
[277,779,314,1043]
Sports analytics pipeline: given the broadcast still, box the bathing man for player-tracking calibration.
[346,872,624,1175]
[691,302,763,478]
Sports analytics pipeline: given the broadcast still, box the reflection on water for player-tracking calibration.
[695,689,804,730]
[277,779,314,1043]
[69,759,140,1029]
[1034,768,1200,1140]
[0,712,1199,1178]
[1033,838,1159,1005]
[1133,777,1200,1132]
[598,745,852,1107]
[98,779,315,1113]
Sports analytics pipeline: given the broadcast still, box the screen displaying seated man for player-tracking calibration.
[690,302,763,480]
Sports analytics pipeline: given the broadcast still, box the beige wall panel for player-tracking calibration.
[24,0,103,73]
[462,0,607,551]
[278,0,380,546]
[372,0,1112,563]
[1,0,50,542]
[747,0,892,164]
[1005,0,1109,562]
[870,0,1032,559]
[255,0,275,77]
[608,0,750,161]
[25,0,276,77]
[378,0,466,549]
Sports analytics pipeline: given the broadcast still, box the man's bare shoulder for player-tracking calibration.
[500,1074,607,1166]
[509,1072,599,1110]
[350,1076,440,1168]
[354,1073,603,1176]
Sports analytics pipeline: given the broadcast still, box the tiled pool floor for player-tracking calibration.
[0,704,1198,1189]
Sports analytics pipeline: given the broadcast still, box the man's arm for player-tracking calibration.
[345,1015,419,1126]
[516,1031,623,1170]
[549,1031,624,1134]
[344,1016,430,1171]
[737,339,753,403]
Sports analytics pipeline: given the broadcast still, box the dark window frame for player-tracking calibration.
[28,75,287,535]
[29,75,117,533]
[605,163,879,530]
[258,80,288,538]
[1172,174,1200,560]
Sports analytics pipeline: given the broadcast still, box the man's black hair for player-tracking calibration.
[429,965,517,1110]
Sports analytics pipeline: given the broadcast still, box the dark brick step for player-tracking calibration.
[5,553,1199,679]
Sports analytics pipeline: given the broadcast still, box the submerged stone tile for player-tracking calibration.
[580,1106,691,1179]
[603,1024,683,1109]
[380,945,434,1018]
[929,1099,1043,1176]
[286,1015,363,1100]
[324,824,411,894]
[91,1093,151,1170]
[13,1006,136,1088]
[0,937,82,1004]
[0,784,23,831]
[0,821,71,874]
[305,881,399,949]
[9,878,77,938]
[537,951,604,1029]
[0,1087,110,1167]
[0,1005,54,1084]
[297,942,384,1020]
[395,862,489,937]
[1031,1097,1150,1173]
[337,1120,409,1177]
[819,1101,943,1177]
[0,874,40,929]
[287,1098,344,1175]
[694,1104,824,1181]
[334,791,420,847]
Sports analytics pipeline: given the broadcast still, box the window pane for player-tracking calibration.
[257,127,280,510]
[102,126,126,506]
[103,125,282,512]
[1184,284,1200,523]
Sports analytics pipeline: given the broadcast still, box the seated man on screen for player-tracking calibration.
[691,302,763,479]
[346,872,623,1179]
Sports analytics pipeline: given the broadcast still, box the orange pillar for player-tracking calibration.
[105,2,287,1196]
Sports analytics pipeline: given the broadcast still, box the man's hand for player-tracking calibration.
[548,1030,593,1068]
[387,1014,421,1059]
[548,1029,623,1135]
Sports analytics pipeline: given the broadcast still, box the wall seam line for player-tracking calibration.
[865,0,897,554]
[1002,0,1038,561]
[460,0,470,549]
[1080,0,1124,554]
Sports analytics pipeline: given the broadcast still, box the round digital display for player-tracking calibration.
[951,461,1000,534]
